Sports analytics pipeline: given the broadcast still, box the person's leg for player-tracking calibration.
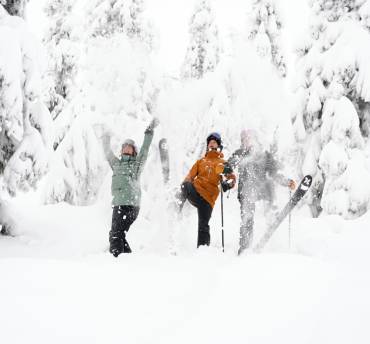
[184,182,204,209]
[173,181,192,213]
[120,205,140,253]
[176,181,213,247]
[238,196,255,254]
[183,183,213,247]
[174,181,203,214]
[263,180,275,209]
[262,181,278,225]
[109,206,125,256]
[197,201,213,247]
[109,206,139,256]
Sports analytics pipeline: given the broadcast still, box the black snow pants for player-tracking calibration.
[109,205,140,255]
[177,181,213,247]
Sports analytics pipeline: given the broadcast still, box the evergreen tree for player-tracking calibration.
[43,0,77,124]
[181,0,220,79]
[358,0,370,30]
[43,0,158,205]
[87,0,153,48]
[42,0,81,153]
[0,6,53,196]
[2,0,28,17]
[247,0,286,77]
[293,0,370,218]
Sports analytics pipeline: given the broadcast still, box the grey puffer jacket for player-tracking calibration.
[228,148,289,203]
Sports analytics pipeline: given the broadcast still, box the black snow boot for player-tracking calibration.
[109,237,123,257]
[197,230,210,247]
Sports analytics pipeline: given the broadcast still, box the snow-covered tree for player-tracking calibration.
[358,0,370,30]
[43,0,158,205]
[87,0,154,48]
[247,0,286,77]
[293,0,370,218]
[181,0,221,79]
[43,0,78,126]
[0,6,53,196]
[2,0,28,17]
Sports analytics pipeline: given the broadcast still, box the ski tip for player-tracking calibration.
[159,138,168,148]
[300,175,312,190]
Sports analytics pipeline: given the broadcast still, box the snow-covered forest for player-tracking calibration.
[1,0,370,343]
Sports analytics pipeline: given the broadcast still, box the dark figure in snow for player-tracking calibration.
[176,133,236,247]
[228,129,296,255]
[102,118,159,257]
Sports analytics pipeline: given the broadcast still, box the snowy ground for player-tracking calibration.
[1,196,370,344]
[1,1,368,343]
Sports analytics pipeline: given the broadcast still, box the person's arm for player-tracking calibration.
[102,134,119,169]
[266,152,295,189]
[227,149,248,170]
[221,163,237,191]
[184,160,199,183]
[136,118,158,175]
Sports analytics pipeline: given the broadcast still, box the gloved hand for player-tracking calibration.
[223,162,233,175]
[288,179,296,190]
[221,179,234,192]
[145,117,160,133]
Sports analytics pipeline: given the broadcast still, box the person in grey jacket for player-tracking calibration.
[228,129,296,255]
[102,118,159,257]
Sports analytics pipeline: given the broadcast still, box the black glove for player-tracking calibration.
[221,180,232,192]
[223,162,233,175]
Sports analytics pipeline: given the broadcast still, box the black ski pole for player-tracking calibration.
[220,177,225,253]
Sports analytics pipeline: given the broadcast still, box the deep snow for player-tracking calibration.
[1,194,370,344]
[0,1,369,343]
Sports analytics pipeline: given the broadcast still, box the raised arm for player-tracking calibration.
[135,118,159,175]
[102,134,119,169]
[265,151,295,188]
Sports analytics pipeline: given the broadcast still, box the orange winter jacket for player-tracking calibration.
[184,150,236,208]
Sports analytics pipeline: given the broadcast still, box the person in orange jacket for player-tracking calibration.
[176,132,236,247]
